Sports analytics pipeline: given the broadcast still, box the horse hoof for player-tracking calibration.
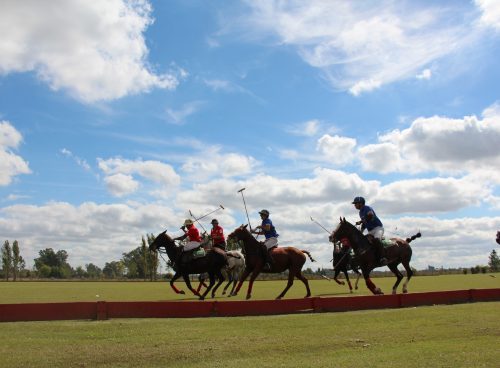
[222,291,226,295]
[199,296,205,301]
[179,290,185,295]
[341,281,345,285]
[392,290,397,295]
[246,295,251,300]
[350,290,353,294]
[403,289,408,294]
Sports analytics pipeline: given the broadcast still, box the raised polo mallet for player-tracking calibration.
[310,216,331,234]
[237,187,252,231]
[194,205,225,222]
[188,209,207,233]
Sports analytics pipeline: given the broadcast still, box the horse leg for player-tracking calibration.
[363,270,383,295]
[333,268,345,286]
[222,273,233,295]
[354,271,361,290]
[199,273,216,300]
[246,269,262,300]
[196,274,205,293]
[401,260,414,293]
[169,273,185,295]
[276,271,295,300]
[344,271,353,293]
[232,268,250,297]
[211,270,225,298]
[388,263,404,294]
[295,271,311,298]
[182,274,201,297]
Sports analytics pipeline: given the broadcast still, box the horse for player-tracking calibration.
[330,242,361,293]
[196,250,245,297]
[149,231,227,300]
[227,225,315,300]
[221,250,246,296]
[330,217,421,295]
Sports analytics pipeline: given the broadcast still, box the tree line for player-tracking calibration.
[0,235,160,281]
[1,234,243,281]
[1,238,499,281]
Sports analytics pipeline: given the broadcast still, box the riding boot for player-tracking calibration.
[261,243,272,271]
[373,238,388,266]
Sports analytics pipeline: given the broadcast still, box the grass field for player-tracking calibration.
[0,302,499,367]
[1,272,499,304]
[1,274,499,367]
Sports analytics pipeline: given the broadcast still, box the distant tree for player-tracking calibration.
[12,240,24,281]
[103,261,125,279]
[141,236,148,281]
[34,248,73,278]
[123,235,159,280]
[85,263,102,279]
[122,247,144,278]
[145,233,158,281]
[74,266,86,279]
[488,249,500,272]
[2,240,13,281]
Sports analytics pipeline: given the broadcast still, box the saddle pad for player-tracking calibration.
[193,248,206,259]
[381,239,394,248]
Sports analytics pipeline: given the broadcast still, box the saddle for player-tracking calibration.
[179,247,206,264]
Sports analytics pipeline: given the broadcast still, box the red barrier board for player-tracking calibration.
[1,288,499,322]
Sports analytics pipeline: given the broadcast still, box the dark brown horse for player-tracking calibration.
[330,218,421,295]
[227,225,315,300]
[330,242,361,293]
[149,231,227,300]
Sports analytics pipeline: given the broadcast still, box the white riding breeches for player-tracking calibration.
[368,226,384,239]
[264,237,278,249]
[183,241,201,251]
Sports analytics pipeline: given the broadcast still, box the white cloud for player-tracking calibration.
[104,173,139,197]
[181,146,258,181]
[0,0,178,103]
[316,134,357,166]
[98,158,180,197]
[358,102,500,178]
[166,101,205,124]
[0,201,181,267]
[416,68,432,80]
[61,148,91,171]
[0,121,31,185]
[476,0,500,30]
[232,1,474,94]
[287,120,321,137]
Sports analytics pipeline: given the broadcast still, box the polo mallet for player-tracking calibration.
[310,216,331,234]
[188,209,207,234]
[237,187,252,231]
[193,205,225,222]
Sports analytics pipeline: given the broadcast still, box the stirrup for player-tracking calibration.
[263,262,272,271]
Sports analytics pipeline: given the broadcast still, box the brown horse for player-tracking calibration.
[227,225,315,300]
[331,242,361,293]
[149,231,227,300]
[330,218,421,295]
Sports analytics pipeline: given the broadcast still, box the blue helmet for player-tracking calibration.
[352,196,365,205]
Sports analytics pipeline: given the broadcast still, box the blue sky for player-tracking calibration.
[1,0,500,271]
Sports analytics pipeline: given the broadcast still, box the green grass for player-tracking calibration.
[1,273,499,304]
[0,302,499,368]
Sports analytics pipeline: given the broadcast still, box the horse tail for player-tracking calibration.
[301,250,316,262]
[405,232,422,243]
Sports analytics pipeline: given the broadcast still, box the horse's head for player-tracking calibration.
[149,230,175,252]
[330,217,355,243]
[227,224,249,242]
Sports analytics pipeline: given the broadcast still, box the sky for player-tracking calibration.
[1,0,500,272]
